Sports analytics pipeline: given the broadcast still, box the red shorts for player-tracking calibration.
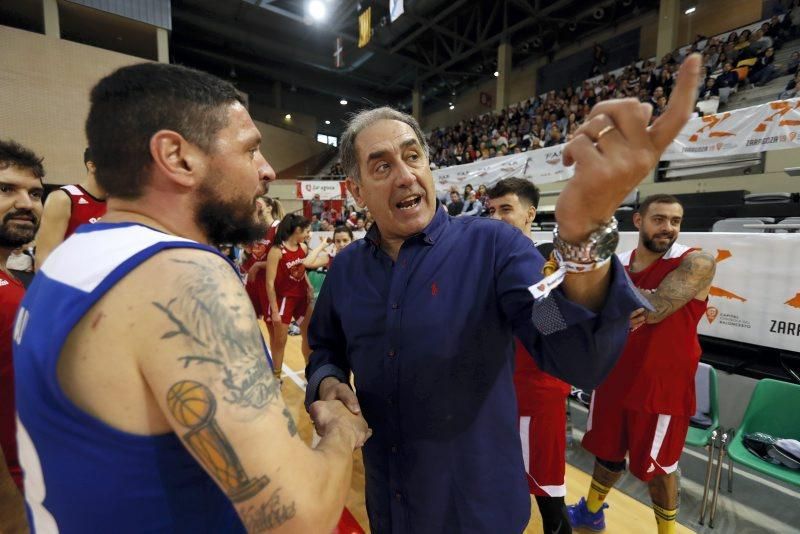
[582,390,690,481]
[271,296,308,325]
[245,275,267,318]
[518,394,568,497]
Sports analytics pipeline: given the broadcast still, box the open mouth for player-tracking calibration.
[396,195,422,210]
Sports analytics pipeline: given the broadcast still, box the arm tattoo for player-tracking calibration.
[153,258,280,414]
[240,488,297,532]
[640,251,716,324]
[167,380,270,502]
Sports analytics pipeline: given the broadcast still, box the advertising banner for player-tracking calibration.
[296,181,347,200]
[533,232,800,353]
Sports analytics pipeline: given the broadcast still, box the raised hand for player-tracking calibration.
[556,54,701,243]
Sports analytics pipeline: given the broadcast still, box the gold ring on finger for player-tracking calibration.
[597,125,616,141]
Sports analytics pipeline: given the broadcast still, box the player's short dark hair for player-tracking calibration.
[83,147,93,165]
[638,194,682,215]
[86,63,243,199]
[486,177,541,209]
[0,139,45,180]
[274,213,310,246]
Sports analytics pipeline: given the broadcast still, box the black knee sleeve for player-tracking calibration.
[597,457,627,473]
[534,495,572,534]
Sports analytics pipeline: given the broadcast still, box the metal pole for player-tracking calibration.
[699,429,717,525]
[709,431,729,528]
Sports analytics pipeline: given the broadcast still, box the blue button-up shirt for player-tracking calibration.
[306,206,643,533]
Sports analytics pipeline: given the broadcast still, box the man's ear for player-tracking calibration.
[633,212,642,230]
[149,130,204,189]
[528,206,537,226]
[346,177,367,209]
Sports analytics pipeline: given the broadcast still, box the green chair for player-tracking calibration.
[727,378,800,487]
[686,363,719,448]
[686,363,720,525]
[307,270,326,300]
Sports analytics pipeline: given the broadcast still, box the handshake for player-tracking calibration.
[309,376,372,449]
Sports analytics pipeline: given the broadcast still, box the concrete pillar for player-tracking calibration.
[156,28,169,63]
[496,41,512,112]
[656,0,680,60]
[42,0,60,38]
[273,81,282,109]
[412,85,422,123]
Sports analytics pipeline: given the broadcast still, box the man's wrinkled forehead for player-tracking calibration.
[357,120,421,162]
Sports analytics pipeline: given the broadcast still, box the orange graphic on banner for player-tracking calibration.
[705,306,719,323]
[754,100,800,132]
[701,248,748,302]
[785,293,800,309]
[688,113,736,142]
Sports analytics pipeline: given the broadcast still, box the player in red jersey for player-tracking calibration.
[485,178,573,534]
[568,194,716,534]
[242,197,284,319]
[0,139,44,532]
[34,148,106,269]
[266,214,329,381]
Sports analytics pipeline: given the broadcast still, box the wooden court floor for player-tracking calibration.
[270,331,694,534]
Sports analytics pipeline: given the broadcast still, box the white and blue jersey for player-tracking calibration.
[13,223,249,533]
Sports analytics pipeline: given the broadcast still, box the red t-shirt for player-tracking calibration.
[60,184,106,239]
[0,270,25,491]
[599,244,708,416]
[274,244,308,298]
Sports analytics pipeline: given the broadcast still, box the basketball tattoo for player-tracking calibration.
[167,380,269,502]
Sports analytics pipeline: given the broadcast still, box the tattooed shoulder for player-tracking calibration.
[153,256,280,416]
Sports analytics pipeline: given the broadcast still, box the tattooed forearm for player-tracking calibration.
[153,258,280,415]
[167,381,269,502]
[640,251,716,324]
[240,488,297,532]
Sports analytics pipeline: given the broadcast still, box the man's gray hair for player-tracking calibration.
[339,107,430,183]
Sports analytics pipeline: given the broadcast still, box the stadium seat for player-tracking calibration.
[744,192,792,203]
[727,379,800,488]
[711,217,774,232]
[778,216,800,232]
[686,363,720,524]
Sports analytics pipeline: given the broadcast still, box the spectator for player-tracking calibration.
[779,71,800,99]
[460,190,483,217]
[310,214,321,231]
[545,126,563,147]
[699,77,720,101]
[310,193,324,219]
[786,51,800,75]
[463,184,474,199]
[749,47,780,86]
[476,184,488,202]
[714,62,740,104]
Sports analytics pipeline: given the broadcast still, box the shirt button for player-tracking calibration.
[388,349,396,357]
[391,303,399,310]
[387,395,394,406]
[391,444,398,453]
[395,491,403,501]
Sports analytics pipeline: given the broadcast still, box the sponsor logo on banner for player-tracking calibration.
[768,319,800,337]
[786,292,800,309]
[705,306,719,324]
[297,181,345,200]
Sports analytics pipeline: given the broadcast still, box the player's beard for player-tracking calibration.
[642,229,676,253]
[195,169,267,246]
[0,209,39,248]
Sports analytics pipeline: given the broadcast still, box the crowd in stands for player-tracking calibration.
[428,8,800,169]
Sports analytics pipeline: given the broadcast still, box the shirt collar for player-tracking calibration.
[365,200,449,249]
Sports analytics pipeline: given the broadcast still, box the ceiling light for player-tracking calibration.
[340,99,348,105]
[449,104,455,110]
[684,6,696,14]
[285,114,292,120]
[325,120,331,125]
[494,71,499,77]
[308,0,327,21]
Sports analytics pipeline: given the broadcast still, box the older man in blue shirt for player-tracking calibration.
[306,57,701,533]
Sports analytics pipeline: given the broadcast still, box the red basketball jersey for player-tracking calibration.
[514,342,571,412]
[241,220,280,272]
[275,243,308,298]
[0,270,25,491]
[60,184,106,239]
[601,244,708,416]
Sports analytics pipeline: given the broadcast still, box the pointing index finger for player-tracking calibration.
[648,53,702,151]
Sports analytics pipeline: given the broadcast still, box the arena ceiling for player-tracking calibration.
[170,0,659,132]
